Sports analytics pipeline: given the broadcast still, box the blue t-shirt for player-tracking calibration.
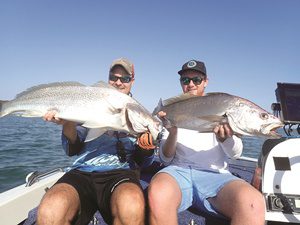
[62,126,154,172]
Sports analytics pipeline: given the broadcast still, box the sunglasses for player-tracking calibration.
[109,74,132,83]
[180,76,204,85]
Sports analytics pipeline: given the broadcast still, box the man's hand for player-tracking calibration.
[137,132,156,150]
[43,110,77,144]
[43,111,66,125]
[213,123,233,143]
[157,111,178,135]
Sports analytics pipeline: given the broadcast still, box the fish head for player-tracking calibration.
[227,98,284,138]
[125,103,163,140]
[147,117,163,141]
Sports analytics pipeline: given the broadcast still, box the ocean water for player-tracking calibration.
[0,116,267,193]
[0,117,75,193]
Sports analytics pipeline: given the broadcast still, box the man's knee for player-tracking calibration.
[234,184,265,212]
[148,181,163,209]
[148,174,181,212]
[220,182,265,223]
[111,182,145,218]
[37,183,80,224]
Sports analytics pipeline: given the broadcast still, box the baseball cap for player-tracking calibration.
[110,58,135,78]
[178,60,207,76]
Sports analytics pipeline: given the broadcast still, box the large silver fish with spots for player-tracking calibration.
[0,81,161,141]
[153,92,283,138]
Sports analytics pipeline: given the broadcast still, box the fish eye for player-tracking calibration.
[260,113,269,120]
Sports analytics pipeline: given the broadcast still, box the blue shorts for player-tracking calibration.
[157,165,241,217]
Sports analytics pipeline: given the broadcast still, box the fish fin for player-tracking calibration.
[91,81,116,90]
[6,110,42,118]
[91,81,108,87]
[15,82,85,99]
[163,93,198,106]
[196,122,220,132]
[152,98,163,115]
[85,128,107,142]
[19,112,42,117]
[82,113,124,129]
[82,121,109,128]
[55,114,84,124]
[205,92,232,97]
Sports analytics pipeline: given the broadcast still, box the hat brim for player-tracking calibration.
[178,68,206,76]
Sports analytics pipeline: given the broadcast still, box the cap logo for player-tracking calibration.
[187,60,197,68]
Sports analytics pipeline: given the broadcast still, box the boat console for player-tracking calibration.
[273,82,300,136]
[258,82,300,224]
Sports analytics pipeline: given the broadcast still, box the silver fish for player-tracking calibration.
[153,92,283,138]
[0,81,161,141]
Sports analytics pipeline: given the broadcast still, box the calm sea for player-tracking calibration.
[0,116,267,193]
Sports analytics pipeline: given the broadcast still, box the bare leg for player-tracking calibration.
[209,180,265,225]
[111,182,145,225]
[148,173,182,225]
[37,183,80,225]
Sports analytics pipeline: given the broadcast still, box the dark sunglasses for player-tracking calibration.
[180,76,203,85]
[109,74,132,83]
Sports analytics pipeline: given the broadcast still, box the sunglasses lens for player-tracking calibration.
[109,75,132,83]
[180,77,203,85]
[192,77,203,85]
[180,77,190,85]
[109,75,118,82]
[120,76,131,83]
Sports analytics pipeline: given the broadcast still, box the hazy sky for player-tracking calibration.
[1,0,299,112]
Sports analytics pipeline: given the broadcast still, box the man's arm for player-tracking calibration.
[161,126,177,158]
[214,123,243,158]
[62,122,77,144]
[155,111,178,163]
[219,135,243,159]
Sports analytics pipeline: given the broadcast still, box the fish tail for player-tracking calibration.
[0,100,8,117]
[0,101,3,117]
[152,98,163,116]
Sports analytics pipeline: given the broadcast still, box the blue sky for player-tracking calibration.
[0,0,299,112]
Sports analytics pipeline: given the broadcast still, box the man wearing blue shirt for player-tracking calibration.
[37,58,155,225]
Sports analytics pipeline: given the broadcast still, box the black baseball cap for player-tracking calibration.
[178,60,207,76]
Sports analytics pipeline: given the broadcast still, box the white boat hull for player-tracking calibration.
[0,170,65,225]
